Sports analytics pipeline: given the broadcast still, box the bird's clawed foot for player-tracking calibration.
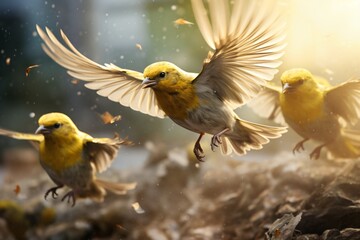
[292,138,309,154]
[44,185,64,200]
[309,143,326,160]
[211,135,222,151]
[194,141,205,162]
[61,190,76,207]
[193,133,205,162]
[210,128,230,152]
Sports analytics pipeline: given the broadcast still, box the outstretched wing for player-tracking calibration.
[325,79,360,125]
[248,84,286,126]
[82,132,130,173]
[36,25,165,118]
[0,128,43,142]
[191,0,286,109]
[0,128,43,150]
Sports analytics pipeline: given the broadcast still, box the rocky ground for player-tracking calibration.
[1,143,360,240]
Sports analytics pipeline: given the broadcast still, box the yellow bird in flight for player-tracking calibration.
[0,113,136,206]
[36,0,287,161]
[249,68,360,159]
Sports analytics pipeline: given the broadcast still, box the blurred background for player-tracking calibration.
[1,0,360,162]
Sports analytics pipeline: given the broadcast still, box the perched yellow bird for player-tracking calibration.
[0,113,136,206]
[249,68,360,159]
[36,0,287,161]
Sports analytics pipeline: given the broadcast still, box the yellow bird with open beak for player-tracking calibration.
[0,113,136,206]
[36,0,287,161]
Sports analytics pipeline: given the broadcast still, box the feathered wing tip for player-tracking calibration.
[221,119,287,156]
[36,25,166,119]
[325,79,360,126]
[95,179,137,195]
[192,0,286,51]
[191,0,287,109]
[86,133,133,174]
[0,128,44,142]
[247,84,287,126]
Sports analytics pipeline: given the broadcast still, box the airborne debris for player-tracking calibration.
[71,79,79,85]
[135,43,142,50]
[13,184,21,195]
[174,18,194,26]
[116,224,128,231]
[100,111,122,124]
[5,57,11,65]
[324,68,334,75]
[25,64,40,77]
[132,202,145,214]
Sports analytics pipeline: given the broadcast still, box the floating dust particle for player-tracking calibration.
[100,111,121,124]
[324,68,334,75]
[135,43,142,50]
[71,79,79,85]
[29,112,35,118]
[174,18,194,26]
[116,224,128,231]
[25,64,40,77]
[5,57,10,65]
[132,202,145,214]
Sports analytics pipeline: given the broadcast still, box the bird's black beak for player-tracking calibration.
[282,83,294,94]
[35,125,51,135]
[142,77,157,89]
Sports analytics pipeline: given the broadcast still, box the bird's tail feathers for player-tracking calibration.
[220,119,287,155]
[341,128,360,147]
[326,128,360,159]
[95,179,137,195]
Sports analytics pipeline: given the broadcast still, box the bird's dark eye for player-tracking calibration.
[159,72,166,78]
[53,123,62,129]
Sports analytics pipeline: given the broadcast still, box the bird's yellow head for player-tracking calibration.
[142,61,194,91]
[36,112,79,139]
[280,68,316,94]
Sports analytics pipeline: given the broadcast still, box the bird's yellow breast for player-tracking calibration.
[153,82,199,120]
[280,90,325,128]
[39,136,84,174]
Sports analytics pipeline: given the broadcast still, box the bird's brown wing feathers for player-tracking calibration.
[248,84,286,126]
[325,79,360,125]
[191,0,286,109]
[36,25,165,118]
[82,132,129,173]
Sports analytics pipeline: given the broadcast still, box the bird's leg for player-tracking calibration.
[309,143,327,160]
[211,128,230,151]
[292,138,310,154]
[44,185,64,200]
[61,190,76,207]
[193,133,205,162]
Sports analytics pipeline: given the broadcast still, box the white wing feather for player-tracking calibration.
[191,0,286,109]
[36,25,165,118]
